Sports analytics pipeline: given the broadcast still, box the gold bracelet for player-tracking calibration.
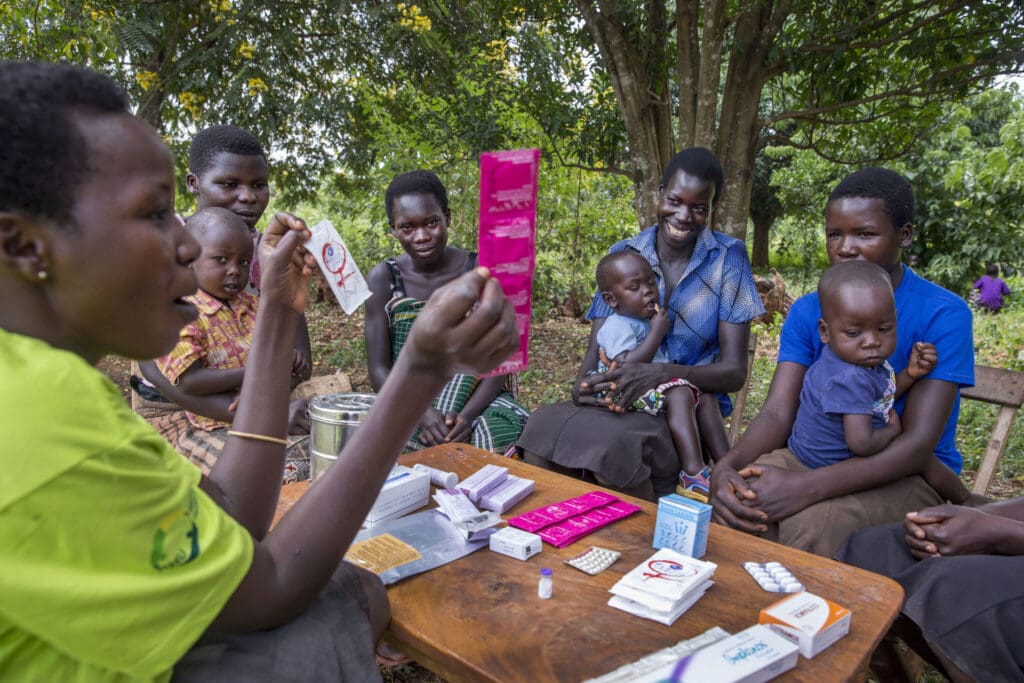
[227,430,288,446]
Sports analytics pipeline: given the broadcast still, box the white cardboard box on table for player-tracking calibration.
[759,591,852,658]
[364,465,430,525]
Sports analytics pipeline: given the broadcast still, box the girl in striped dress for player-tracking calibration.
[364,170,529,456]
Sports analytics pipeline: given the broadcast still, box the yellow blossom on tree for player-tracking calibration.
[398,3,431,32]
[179,91,206,120]
[247,77,269,96]
[486,38,507,63]
[135,70,158,91]
[237,41,255,59]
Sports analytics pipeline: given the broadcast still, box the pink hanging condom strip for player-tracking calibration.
[477,149,540,376]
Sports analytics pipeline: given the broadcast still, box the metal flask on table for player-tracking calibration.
[307,392,376,482]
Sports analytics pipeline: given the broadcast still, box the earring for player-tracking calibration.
[37,269,48,281]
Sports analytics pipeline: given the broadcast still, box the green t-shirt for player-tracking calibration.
[0,329,254,682]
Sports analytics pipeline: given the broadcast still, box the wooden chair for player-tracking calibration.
[961,364,1024,495]
[727,333,759,447]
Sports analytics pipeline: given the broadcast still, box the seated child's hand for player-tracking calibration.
[907,341,938,379]
[287,398,310,435]
[597,348,619,373]
[887,408,901,432]
[404,267,518,380]
[649,304,670,340]
[259,211,316,314]
[290,349,311,388]
[444,411,473,443]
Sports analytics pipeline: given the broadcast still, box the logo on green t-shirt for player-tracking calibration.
[151,489,200,570]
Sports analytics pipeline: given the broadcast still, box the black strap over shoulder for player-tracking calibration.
[384,257,405,298]
[386,251,476,299]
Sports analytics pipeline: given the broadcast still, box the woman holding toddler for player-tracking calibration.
[519,147,764,500]
[710,167,977,558]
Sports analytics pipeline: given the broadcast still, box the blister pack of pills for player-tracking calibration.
[564,546,621,575]
[743,561,804,593]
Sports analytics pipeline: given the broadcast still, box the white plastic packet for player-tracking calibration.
[306,219,371,314]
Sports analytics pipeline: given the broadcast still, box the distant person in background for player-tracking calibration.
[972,264,1010,313]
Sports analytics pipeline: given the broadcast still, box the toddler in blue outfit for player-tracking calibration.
[788,261,969,502]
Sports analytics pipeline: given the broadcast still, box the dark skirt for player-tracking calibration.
[517,402,678,494]
[838,523,1024,682]
[173,563,382,682]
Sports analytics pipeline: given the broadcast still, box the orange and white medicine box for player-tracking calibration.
[758,591,851,658]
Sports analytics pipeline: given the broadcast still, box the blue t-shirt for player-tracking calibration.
[596,313,669,364]
[587,226,764,415]
[788,346,897,468]
[779,265,974,473]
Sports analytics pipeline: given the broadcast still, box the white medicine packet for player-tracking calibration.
[306,220,371,314]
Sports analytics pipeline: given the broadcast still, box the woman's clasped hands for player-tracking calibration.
[576,353,674,413]
[903,504,1022,559]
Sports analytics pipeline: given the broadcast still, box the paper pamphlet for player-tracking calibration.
[350,509,491,584]
[477,148,539,376]
[306,219,371,314]
[345,534,422,574]
[616,548,717,601]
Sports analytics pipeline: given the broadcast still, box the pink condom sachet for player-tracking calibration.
[507,491,642,548]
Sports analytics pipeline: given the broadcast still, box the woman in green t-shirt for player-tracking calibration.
[0,61,518,681]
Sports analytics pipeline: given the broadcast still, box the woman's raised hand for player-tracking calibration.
[259,211,316,314]
[405,267,518,381]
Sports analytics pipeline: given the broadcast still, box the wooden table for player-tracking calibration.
[275,443,903,682]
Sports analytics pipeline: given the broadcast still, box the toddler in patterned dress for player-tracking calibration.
[594,251,729,502]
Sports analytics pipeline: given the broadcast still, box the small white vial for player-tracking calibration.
[538,567,553,599]
[413,463,458,489]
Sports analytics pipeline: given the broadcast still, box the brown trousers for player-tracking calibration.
[755,447,943,558]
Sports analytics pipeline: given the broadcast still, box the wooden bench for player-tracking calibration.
[961,364,1024,495]
[727,333,759,446]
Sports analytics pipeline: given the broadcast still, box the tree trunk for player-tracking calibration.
[136,53,167,131]
[677,0,726,149]
[576,0,793,236]
[712,0,790,239]
[575,0,675,228]
[751,213,772,268]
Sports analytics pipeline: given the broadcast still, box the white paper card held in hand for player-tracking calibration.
[307,220,371,314]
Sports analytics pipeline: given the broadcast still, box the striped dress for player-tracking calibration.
[385,256,529,456]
